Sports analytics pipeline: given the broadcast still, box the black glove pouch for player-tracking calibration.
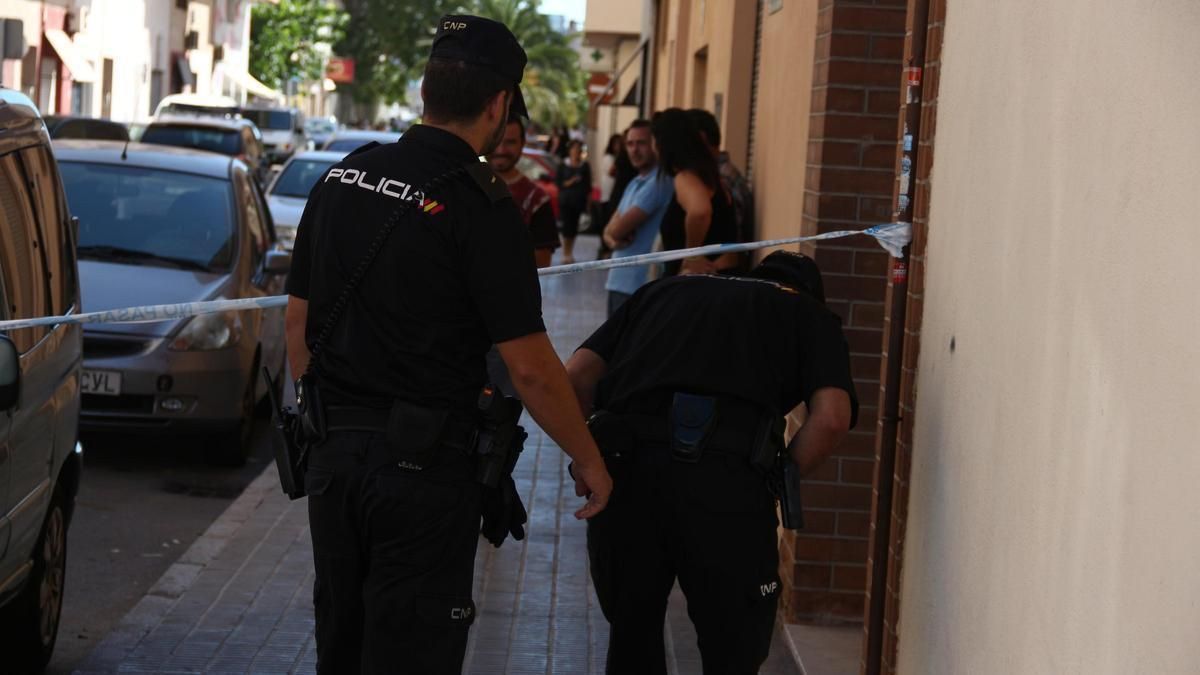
[480,425,528,547]
[386,399,449,471]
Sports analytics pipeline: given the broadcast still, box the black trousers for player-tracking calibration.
[306,431,482,674]
[588,445,781,675]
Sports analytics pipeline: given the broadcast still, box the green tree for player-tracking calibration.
[458,0,588,128]
[250,0,349,91]
[329,0,587,126]
[335,0,443,110]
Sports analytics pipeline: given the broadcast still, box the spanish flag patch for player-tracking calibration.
[421,199,445,215]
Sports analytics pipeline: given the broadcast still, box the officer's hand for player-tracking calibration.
[572,458,612,520]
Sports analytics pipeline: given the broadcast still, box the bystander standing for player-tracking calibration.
[487,114,560,268]
[601,120,674,315]
[556,139,592,264]
[652,108,738,276]
[687,108,755,273]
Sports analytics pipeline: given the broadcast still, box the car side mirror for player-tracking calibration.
[264,249,291,275]
[0,335,21,410]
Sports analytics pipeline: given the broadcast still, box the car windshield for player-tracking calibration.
[59,162,235,272]
[241,109,293,130]
[305,119,334,134]
[271,158,337,198]
[141,125,241,155]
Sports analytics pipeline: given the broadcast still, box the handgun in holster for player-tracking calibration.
[474,384,526,488]
[262,367,309,500]
[749,411,805,530]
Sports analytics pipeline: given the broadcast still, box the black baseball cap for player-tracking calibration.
[431,15,529,119]
[748,251,826,304]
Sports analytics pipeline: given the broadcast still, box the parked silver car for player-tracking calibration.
[264,150,344,251]
[55,141,289,466]
[0,88,83,672]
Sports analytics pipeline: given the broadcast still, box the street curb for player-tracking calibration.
[782,622,810,675]
[73,463,282,673]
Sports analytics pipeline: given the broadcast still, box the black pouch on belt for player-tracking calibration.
[669,392,717,463]
[586,410,638,459]
[386,399,450,471]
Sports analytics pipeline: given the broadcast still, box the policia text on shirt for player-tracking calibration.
[282,15,611,675]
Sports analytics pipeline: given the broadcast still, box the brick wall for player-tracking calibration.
[779,0,907,625]
[859,0,946,672]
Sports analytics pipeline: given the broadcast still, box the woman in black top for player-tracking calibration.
[556,140,591,263]
[651,108,737,276]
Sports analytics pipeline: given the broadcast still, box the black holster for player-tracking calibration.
[262,368,308,500]
[475,385,528,547]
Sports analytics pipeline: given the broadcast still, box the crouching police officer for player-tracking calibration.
[284,15,612,675]
[565,252,858,674]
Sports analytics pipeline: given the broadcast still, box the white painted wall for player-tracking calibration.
[898,2,1200,674]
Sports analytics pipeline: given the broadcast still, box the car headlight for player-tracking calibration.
[170,310,242,351]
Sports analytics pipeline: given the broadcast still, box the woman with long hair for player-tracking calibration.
[651,108,737,276]
[555,139,592,263]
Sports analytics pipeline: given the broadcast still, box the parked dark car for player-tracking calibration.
[321,129,400,153]
[139,115,270,184]
[42,115,130,142]
[0,89,84,673]
[55,140,289,466]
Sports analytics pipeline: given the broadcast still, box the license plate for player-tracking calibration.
[81,370,122,396]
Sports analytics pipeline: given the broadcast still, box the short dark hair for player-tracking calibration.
[746,251,826,304]
[686,108,721,148]
[422,57,512,124]
[626,118,651,136]
[507,115,526,141]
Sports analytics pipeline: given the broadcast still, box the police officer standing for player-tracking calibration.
[565,252,858,674]
[284,15,612,674]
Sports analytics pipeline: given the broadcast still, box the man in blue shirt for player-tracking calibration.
[602,119,675,315]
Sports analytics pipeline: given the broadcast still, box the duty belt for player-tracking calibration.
[325,405,477,452]
[591,393,779,465]
[597,413,753,454]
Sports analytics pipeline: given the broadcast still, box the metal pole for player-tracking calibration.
[864,0,930,672]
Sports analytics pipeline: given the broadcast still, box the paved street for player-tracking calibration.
[47,426,276,674]
[70,239,801,674]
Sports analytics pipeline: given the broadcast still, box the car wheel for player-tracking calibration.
[0,485,68,673]
[205,370,256,467]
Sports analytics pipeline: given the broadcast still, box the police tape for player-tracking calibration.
[0,222,909,332]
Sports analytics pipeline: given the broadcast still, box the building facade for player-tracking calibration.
[0,0,274,123]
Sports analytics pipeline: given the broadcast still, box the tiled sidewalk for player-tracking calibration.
[75,239,800,674]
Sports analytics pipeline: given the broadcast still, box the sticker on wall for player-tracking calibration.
[892,260,909,283]
[905,67,922,86]
[898,171,911,196]
[903,134,914,152]
[898,195,910,213]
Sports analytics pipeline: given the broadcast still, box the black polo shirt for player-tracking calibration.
[286,125,545,411]
[579,274,858,425]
